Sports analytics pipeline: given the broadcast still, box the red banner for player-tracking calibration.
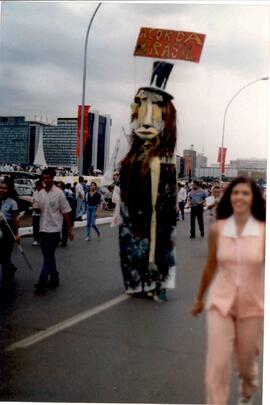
[134,27,206,63]
[76,105,90,158]
[217,147,227,174]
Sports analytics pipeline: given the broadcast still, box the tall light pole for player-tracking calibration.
[79,2,102,176]
[220,76,269,180]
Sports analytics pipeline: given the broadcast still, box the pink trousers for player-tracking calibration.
[205,308,263,404]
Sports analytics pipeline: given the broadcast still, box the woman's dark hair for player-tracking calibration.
[35,180,43,188]
[42,167,56,178]
[3,176,19,201]
[216,176,266,222]
[56,181,65,191]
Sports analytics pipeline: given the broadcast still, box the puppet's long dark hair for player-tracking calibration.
[216,176,266,222]
[120,99,176,203]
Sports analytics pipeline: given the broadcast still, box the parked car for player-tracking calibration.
[14,184,34,215]
[14,177,36,191]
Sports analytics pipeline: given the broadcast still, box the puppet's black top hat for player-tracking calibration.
[138,61,174,100]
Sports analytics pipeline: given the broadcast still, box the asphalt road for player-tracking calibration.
[0,215,263,404]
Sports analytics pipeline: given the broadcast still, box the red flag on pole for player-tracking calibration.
[217,147,227,174]
[76,105,90,157]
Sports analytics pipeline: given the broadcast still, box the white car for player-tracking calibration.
[14,178,36,190]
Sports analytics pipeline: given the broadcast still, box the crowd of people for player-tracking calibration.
[176,179,223,237]
[0,170,266,404]
[0,162,42,174]
[0,162,104,177]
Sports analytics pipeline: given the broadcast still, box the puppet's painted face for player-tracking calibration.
[130,89,164,139]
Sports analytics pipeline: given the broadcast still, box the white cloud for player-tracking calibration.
[1,2,270,164]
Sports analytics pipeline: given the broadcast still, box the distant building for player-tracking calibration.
[195,158,267,180]
[176,155,185,178]
[230,158,267,170]
[43,118,77,168]
[195,165,238,178]
[0,112,112,174]
[0,116,51,165]
[227,158,267,180]
[183,145,196,177]
[230,158,267,180]
[196,153,207,170]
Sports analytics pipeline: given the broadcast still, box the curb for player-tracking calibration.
[19,216,112,237]
[19,208,204,237]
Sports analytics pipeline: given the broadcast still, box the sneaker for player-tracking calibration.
[190,235,195,239]
[153,289,167,303]
[32,241,40,246]
[237,396,253,405]
[85,237,90,241]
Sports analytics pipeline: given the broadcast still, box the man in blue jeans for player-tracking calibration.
[33,168,74,294]
[188,180,207,239]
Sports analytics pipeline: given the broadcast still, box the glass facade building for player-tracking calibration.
[0,112,112,173]
[43,118,78,168]
[0,116,32,164]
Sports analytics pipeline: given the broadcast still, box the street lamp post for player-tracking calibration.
[220,76,269,181]
[79,2,102,176]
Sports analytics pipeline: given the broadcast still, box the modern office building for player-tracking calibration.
[0,116,49,165]
[183,145,197,177]
[81,110,111,174]
[0,112,112,174]
[230,158,267,170]
[176,155,185,178]
[229,158,267,180]
[43,118,77,168]
[196,153,207,170]
[195,165,238,178]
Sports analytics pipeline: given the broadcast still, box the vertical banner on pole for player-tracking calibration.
[76,105,90,157]
[217,147,227,174]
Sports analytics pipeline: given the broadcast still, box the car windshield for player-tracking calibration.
[15,185,33,196]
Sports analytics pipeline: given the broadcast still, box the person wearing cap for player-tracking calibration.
[119,61,177,302]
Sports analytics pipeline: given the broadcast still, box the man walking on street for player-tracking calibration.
[75,176,85,221]
[33,168,74,295]
[188,180,207,239]
[177,183,187,220]
[32,180,43,246]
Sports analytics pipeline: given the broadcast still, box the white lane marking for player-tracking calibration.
[6,294,130,352]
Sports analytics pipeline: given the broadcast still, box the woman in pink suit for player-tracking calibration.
[192,177,266,405]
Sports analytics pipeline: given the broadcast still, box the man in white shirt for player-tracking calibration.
[75,176,85,221]
[33,168,74,294]
[177,183,187,220]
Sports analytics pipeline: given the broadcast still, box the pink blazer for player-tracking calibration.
[206,215,265,318]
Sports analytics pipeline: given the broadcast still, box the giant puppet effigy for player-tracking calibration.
[119,61,177,302]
